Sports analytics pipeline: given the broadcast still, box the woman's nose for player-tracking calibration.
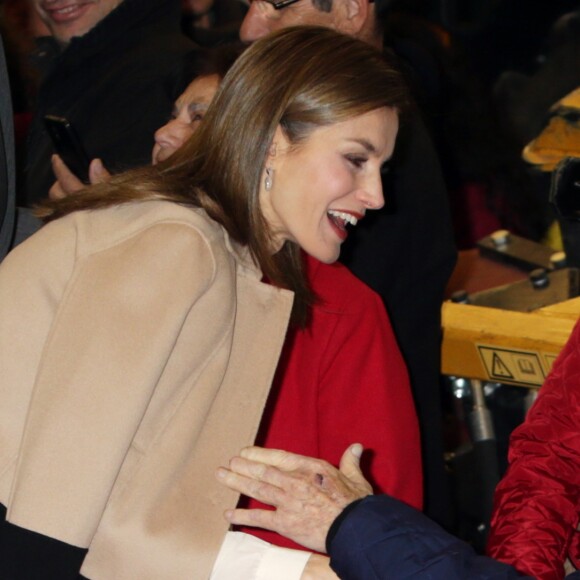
[154,119,184,150]
[359,175,385,210]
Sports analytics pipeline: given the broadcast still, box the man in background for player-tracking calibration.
[24,0,194,204]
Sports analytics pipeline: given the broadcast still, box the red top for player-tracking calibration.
[488,318,580,579]
[239,256,423,549]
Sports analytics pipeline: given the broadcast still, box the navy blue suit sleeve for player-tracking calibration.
[328,496,532,579]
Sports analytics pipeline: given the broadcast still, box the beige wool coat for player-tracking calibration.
[0,200,294,579]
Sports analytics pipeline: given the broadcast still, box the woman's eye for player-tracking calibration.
[191,113,204,123]
[346,155,367,169]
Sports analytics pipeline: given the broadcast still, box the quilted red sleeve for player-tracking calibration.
[487,320,580,580]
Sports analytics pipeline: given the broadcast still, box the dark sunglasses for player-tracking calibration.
[257,0,372,9]
[261,0,301,8]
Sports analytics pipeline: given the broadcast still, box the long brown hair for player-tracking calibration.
[38,26,408,324]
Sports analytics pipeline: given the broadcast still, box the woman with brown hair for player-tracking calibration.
[0,26,406,579]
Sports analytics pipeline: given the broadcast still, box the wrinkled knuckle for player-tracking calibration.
[239,446,255,457]
[256,463,271,480]
[317,459,333,474]
[288,477,310,497]
[247,478,266,497]
[245,509,263,524]
[276,449,291,462]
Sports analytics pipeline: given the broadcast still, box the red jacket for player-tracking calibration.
[239,256,423,549]
[488,319,580,579]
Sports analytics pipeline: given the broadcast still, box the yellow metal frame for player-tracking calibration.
[441,297,580,387]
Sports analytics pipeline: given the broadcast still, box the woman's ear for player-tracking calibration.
[268,126,289,163]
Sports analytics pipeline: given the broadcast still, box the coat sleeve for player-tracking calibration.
[329,495,532,580]
[487,320,580,580]
[210,531,310,580]
[0,220,215,574]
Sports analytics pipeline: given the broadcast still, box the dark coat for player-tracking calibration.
[24,0,195,204]
[328,495,572,579]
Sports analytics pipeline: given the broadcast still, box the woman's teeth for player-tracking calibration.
[327,210,358,227]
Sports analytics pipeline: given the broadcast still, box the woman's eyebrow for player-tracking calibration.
[347,138,377,154]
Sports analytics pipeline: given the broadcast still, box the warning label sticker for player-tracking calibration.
[477,346,546,386]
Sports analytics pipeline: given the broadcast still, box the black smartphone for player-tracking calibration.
[44,115,91,183]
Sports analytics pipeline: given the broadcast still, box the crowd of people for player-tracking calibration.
[1,0,580,578]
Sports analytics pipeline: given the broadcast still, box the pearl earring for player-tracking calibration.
[265,168,273,191]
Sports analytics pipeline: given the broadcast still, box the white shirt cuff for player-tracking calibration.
[211,531,311,580]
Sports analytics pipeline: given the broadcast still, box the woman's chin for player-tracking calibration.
[304,246,340,265]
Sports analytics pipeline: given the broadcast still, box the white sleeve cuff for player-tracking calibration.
[255,538,311,580]
[211,531,311,580]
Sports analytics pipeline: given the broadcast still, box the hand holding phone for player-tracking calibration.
[48,155,111,201]
[44,115,91,183]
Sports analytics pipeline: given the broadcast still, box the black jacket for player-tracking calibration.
[24,0,195,204]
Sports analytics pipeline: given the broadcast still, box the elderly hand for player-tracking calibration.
[215,444,372,553]
[49,155,111,200]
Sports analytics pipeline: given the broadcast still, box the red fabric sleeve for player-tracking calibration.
[487,319,580,580]
[238,258,423,549]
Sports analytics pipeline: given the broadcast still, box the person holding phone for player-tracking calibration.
[24,0,194,204]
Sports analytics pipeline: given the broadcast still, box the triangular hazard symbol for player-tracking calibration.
[492,352,514,379]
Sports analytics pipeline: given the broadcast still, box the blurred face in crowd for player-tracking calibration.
[33,0,123,44]
[260,107,397,262]
[152,74,221,164]
[240,0,341,42]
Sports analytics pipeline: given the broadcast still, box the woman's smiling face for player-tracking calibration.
[259,107,399,263]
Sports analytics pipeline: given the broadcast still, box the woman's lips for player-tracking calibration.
[327,210,363,241]
[327,214,348,240]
